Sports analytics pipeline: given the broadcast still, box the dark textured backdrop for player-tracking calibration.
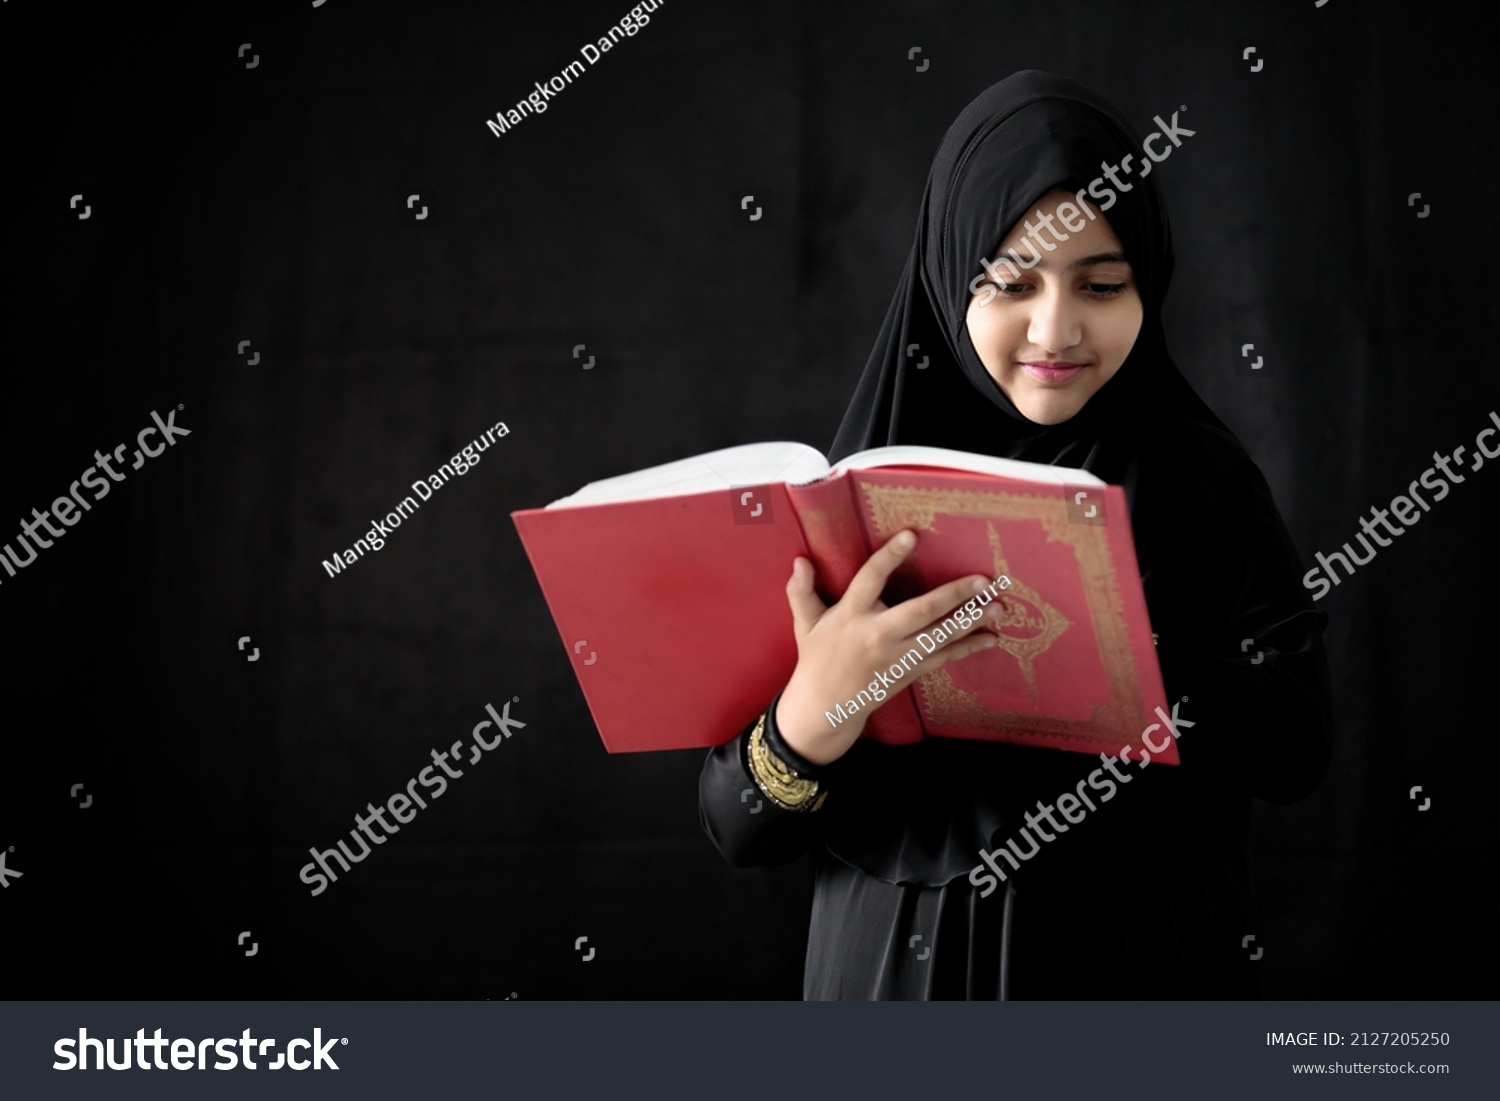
[3,0,1496,999]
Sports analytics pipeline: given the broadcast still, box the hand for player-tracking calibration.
[775,529,1003,766]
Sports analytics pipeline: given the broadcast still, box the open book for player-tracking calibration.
[511,442,1172,762]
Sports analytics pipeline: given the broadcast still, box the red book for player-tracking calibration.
[511,442,1173,763]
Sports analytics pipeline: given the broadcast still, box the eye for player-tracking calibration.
[987,281,1030,296]
[1083,282,1127,297]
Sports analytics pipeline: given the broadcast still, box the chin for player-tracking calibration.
[1015,395,1086,425]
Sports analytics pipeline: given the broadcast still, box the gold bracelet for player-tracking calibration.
[747,711,827,813]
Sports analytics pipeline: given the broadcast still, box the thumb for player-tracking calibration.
[784,557,827,635]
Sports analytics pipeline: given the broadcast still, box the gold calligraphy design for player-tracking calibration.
[983,524,1069,705]
[858,480,1146,754]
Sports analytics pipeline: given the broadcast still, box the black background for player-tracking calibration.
[2,0,1496,999]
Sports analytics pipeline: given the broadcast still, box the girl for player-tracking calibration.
[699,70,1332,999]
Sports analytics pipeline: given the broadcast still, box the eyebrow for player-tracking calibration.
[1067,251,1129,269]
[995,249,1130,272]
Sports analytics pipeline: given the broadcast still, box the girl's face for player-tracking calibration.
[964,189,1142,425]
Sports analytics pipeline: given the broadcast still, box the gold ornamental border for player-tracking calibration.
[860,482,1147,752]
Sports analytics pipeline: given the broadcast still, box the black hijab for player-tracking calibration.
[815,70,1327,889]
[830,68,1230,488]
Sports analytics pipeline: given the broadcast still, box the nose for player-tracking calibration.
[1026,285,1082,354]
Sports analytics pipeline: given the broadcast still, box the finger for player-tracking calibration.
[843,529,917,609]
[920,626,1000,673]
[884,573,998,637]
[784,557,828,635]
[903,599,1001,652]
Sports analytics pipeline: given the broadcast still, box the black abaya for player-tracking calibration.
[697,71,1332,999]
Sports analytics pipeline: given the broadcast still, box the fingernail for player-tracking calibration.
[971,578,988,593]
[896,531,915,548]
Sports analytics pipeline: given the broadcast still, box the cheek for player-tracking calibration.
[966,303,1019,357]
[964,302,992,345]
[1098,301,1144,374]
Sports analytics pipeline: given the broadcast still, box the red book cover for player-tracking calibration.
[511,448,1171,763]
[832,467,1173,763]
[511,482,805,753]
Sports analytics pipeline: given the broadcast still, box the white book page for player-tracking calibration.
[829,444,1103,486]
[547,441,830,508]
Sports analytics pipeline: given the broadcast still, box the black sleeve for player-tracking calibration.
[697,694,838,868]
[1160,459,1334,804]
[1158,628,1332,804]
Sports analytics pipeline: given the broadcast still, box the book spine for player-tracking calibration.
[784,477,869,602]
[787,475,924,746]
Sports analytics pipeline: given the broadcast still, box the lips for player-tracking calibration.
[1020,361,1088,383]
